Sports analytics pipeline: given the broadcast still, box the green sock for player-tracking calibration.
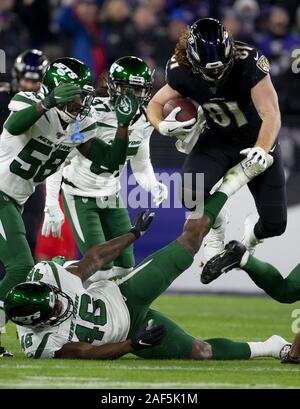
[244,256,300,303]
[204,191,228,227]
[206,338,251,360]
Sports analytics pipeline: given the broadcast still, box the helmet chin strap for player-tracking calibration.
[55,107,76,124]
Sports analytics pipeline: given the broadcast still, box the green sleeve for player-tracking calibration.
[5,104,44,135]
[83,137,128,173]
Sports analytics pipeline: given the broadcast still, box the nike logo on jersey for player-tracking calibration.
[138,340,152,347]
[221,262,237,273]
[254,52,259,61]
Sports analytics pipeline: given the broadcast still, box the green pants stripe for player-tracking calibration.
[62,191,134,269]
[0,191,34,302]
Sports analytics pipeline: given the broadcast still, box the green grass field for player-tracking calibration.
[1,294,300,389]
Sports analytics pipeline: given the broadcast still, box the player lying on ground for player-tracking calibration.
[4,159,290,360]
[0,57,139,355]
[201,240,300,305]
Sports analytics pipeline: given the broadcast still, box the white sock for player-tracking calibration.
[240,251,250,267]
[0,305,6,335]
[248,341,272,358]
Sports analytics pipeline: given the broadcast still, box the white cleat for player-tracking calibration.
[265,335,291,359]
[242,214,263,255]
[203,208,230,264]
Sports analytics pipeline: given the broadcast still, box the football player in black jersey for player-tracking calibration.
[147,18,286,264]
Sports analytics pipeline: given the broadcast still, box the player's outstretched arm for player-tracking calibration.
[67,210,154,282]
[77,89,138,172]
[54,340,134,359]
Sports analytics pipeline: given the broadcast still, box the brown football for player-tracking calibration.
[163,98,198,122]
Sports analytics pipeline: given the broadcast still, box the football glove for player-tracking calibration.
[130,319,166,351]
[240,147,268,169]
[42,204,65,238]
[42,83,81,110]
[129,209,155,239]
[151,182,168,206]
[158,107,196,137]
[115,88,139,128]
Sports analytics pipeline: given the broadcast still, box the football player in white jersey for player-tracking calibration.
[0,57,139,352]
[4,162,290,361]
[41,57,168,282]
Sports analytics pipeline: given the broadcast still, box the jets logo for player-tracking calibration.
[117,95,132,116]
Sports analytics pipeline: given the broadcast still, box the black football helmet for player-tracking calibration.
[12,49,49,83]
[186,18,235,85]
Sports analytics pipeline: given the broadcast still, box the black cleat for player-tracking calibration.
[201,240,247,284]
[0,346,13,357]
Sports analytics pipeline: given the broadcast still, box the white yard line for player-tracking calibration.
[0,378,297,389]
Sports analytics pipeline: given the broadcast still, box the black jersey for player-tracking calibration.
[166,42,270,144]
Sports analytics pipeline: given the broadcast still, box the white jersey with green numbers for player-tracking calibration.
[17,261,130,359]
[0,89,98,205]
[62,97,153,197]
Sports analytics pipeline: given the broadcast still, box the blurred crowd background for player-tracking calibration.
[1,0,300,169]
[0,0,300,267]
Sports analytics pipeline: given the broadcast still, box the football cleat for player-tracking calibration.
[0,346,13,358]
[242,215,263,255]
[279,344,296,363]
[202,208,229,265]
[201,240,246,284]
[264,335,291,359]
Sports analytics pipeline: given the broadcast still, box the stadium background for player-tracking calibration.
[0,0,300,293]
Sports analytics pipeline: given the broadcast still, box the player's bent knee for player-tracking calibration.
[190,339,212,360]
[263,220,287,238]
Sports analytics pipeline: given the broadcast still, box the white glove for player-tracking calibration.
[151,182,168,206]
[240,147,268,169]
[42,205,65,238]
[240,151,274,179]
[158,107,196,137]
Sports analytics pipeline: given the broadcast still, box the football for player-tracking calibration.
[163,97,198,122]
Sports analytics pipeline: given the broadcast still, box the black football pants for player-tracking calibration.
[180,133,287,240]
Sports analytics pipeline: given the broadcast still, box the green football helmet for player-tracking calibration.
[108,56,153,107]
[4,282,73,328]
[43,57,95,120]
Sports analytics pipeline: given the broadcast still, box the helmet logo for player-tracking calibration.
[110,62,123,73]
[12,311,41,325]
[187,33,201,62]
[129,74,145,86]
[53,62,78,80]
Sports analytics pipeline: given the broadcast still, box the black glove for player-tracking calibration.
[130,319,166,351]
[129,209,155,239]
